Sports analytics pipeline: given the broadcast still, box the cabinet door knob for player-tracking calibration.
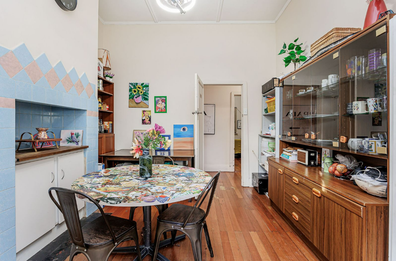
[278,169,283,175]
[51,172,55,183]
[292,212,299,221]
[292,195,299,204]
[312,188,322,198]
[292,177,299,184]
[61,169,65,180]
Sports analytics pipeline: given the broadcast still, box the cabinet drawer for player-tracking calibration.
[269,161,285,175]
[285,184,311,216]
[306,179,364,218]
[284,172,311,200]
[285,196,311,239]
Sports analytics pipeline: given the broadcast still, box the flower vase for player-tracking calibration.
[364,0,387,29]
[139,148,152,178]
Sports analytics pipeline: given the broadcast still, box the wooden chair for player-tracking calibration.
[48,187,142,261]
[152,172,220,261]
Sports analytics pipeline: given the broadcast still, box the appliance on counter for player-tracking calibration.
[297,149,319,166]
[252,172,268,194]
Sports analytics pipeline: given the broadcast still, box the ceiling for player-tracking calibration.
[99,0,291,24]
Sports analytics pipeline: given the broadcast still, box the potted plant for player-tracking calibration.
[131,124,172,178]
[278,38,307,70]
[104,72,114,81]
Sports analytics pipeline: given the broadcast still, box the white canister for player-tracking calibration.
[321,79,328,88]
[347,138,363,150]
[367,98,383,113]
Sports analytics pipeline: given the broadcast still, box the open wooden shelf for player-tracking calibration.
[99,109,113,113]
[98,89,113,96]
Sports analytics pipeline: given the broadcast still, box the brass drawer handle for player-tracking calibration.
[278,169,283,175]
[292,212,299,221]
[292,195,299,204]
[312,188,322,198]
[292,177,299,184]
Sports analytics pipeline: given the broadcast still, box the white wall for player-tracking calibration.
[100,23,277,176]
[0,0,98,85]
[204,85,241,171]
[235,95,242,139]
[276,0,396,76]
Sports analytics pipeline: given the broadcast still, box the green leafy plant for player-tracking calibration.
[278,38,307,70]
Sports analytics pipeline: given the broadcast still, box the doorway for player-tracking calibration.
[203,85,242,172]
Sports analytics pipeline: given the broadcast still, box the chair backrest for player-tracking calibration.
[153,155,175,165]
[48,187,117,249]
[182,172,220,228]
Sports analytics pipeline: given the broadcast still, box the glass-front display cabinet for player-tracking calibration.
[281,19,389,160]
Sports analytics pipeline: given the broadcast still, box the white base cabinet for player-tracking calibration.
[16,151,85,252]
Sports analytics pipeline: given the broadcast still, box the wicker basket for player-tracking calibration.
[311,27,361,56]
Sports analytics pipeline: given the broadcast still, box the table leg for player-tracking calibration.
[114,206,186,261]
[104,157,108,169]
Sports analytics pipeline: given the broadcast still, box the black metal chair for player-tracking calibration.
[152,172,220,261]
[48,187,142,261]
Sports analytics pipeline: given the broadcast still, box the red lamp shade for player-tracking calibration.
[364,0,387,29]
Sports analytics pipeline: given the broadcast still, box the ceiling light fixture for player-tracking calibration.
[156,0,196,14]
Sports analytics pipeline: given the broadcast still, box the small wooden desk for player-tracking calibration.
[100,149,195,168]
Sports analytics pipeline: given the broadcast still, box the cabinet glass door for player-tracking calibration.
[282,78,293,140]
[339,22,388,155]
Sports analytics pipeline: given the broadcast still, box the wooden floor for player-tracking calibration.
[69,158,318,261]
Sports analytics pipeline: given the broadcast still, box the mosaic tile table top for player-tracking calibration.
[71,164,212,207]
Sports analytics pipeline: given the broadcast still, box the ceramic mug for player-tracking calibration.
[347,138,363,150]
[306,87,314,91]
[353,101,368,114]
[299,89,305,94]
[328,74,339,85]
[367,98,383,113]
[321,79,328,88]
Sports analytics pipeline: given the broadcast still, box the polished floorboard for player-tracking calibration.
[68,158,318,261]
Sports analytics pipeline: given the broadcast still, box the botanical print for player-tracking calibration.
[142,110,151,125]
[60,130,83,146]
[129,83,149,108]
[71,164,212,205]
[155,96,167,113]
[173,124,194,150]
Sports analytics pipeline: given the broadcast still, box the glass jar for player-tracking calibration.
[139,148,152,179]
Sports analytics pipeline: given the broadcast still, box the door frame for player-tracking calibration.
[203,80,249,187]
[230,92,241,171]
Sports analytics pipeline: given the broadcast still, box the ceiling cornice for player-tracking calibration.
[274,0,292,23]
[216,0,224,23]
[144,0,159,23]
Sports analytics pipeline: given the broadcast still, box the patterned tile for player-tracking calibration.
[32,85,46,104]
[45,68,60,89]
[74,79,84,95]
[0,46,9,58]
[68,68,79,84]
[24,61,43,84]
[0,65,8,78]
[80,73,89,87]
[0,98,15,109]
[12,44,33,68]
[85,82,94,98]
[0,108,15,128]
[35,53,52,75]
[54,81,65,93]
[53,62,67,80]
[0,52,23,78]
[12,69,33,84]
[0,129,14,149]
[0,77,16,99]
[35,76,51,89]
[61,74,73,92]
[15,82,32,101]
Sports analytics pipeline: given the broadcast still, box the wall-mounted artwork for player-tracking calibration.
[204,104,215,135]
[173,124,194,150]
[60,130,83,146]
[133,130,146,143]
[156,134,171,151]
[98,60,103,77]
[142,110,151,125]
[155,96,167,113]
[129,83,149,108]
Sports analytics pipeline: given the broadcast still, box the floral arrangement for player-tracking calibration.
[131,124,171,158]
[104,72,115,79]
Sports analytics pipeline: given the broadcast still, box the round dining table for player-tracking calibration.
[71,164,212,261]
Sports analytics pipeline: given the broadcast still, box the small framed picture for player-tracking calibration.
[142,110,151,125]
[98,60,103,77]
[60,130,83,146]
[155,150,170,156]
[155,96,167,113]
[237,120,241,129]
[133,130,146,142]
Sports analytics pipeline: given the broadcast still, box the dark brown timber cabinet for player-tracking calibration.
[268,15,392,261]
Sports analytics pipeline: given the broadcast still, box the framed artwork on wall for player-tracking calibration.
[129,83,149,108]
[133,129,146,142]
[97,60,103,77]
[60,130,83,146]
[173,124,194,150]
[155,96,167,113]
[142,110,151,125]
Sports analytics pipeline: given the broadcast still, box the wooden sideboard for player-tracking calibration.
[268,158,388,261]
